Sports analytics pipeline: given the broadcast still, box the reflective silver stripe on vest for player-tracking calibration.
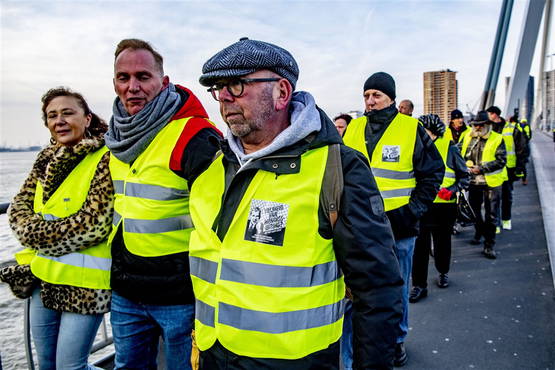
[372,168,414,180]
[218,299,345,334]
[380,188,414,199]
[196,299,215,327]
[113,181,188,201]
[488,168,505,175]
[41,213,59,221]
[190,256,218,284]
[124,215,193,233]
[444,171,456,179]
[114,180,124,195]
[113,211,122,226]
[503,132,513,136]
[37,252,111,271]
[506,151,515,155]
[220,259,342,288]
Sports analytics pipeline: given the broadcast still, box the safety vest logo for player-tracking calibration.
[244,199,289,246]
[382,145,400,162]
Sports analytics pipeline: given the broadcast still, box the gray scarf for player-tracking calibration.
[105,83,182,163]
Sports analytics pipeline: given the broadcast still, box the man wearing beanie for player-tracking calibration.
[446,109,469,143]
[190,38,403,369]
[343,72,444,367]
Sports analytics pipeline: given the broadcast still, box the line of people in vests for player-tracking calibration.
[0,36,533,370]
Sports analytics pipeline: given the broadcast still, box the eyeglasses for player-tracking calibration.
[207,78,280,101]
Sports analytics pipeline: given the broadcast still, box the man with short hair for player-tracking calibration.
[105,38,221,369]
[333,113,352,136]
[398,99,414,116]
[486,106,526,230]
[343,72,444,367]
[191,37,403,369]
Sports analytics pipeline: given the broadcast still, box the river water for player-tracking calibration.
[0,151,112,369]
[0,151,38,369]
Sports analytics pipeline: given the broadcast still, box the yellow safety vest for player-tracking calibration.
[15,146,111,290]
[444,126,469,144]
[189,145,345,359]
[461,131,507,188]
[501,122,516,168]
[522,124,531,140]
[433,136,456,204]
[343,113,417,211]
[108,117,203,257]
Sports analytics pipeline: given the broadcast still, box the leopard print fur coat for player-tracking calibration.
[6,136,113,314]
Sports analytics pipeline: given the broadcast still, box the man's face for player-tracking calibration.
[114,48,169,116]
[218,70,277,138]
[398,100,413,116]
[472,123,486,135]
[487,111,498,122]
[364,89,392,112]
[334,118,348,136]
[452,118,464,128]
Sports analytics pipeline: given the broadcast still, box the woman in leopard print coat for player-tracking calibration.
[1,87,113,369]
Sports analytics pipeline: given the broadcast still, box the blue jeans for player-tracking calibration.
[110,291,194,370]
[394,236,416,343]
[340,299,353,370]
[30,288,103,370]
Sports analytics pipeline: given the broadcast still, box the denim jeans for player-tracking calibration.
[394,236,417,343]
[110,291,194,370]
[30,288,103,370]
[340,299,353,370]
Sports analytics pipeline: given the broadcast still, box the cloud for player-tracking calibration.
[1,0,552,146]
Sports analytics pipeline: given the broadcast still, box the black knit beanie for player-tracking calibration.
[363,72,396,100]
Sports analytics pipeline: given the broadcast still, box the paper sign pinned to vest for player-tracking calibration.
[244,199,289,246]
[382,145,400,162]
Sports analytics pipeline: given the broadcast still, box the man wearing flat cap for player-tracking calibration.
[343,72,444,367]
[460,111,507,259]
[189,37,403,369]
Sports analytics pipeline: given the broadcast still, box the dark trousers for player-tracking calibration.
[501,167,515,221]
[469,184,501,248]
[412,203,457,288]
[200,340,340,370]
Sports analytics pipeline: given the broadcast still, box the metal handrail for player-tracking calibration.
[23,299,35,370]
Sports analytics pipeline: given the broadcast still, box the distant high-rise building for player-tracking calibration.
[504,75,534,122]
[542,69,555,130]
[423,69,458,125]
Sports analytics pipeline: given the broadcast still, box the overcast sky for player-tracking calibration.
[1,0,553,147]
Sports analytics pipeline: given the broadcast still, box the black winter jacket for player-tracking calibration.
[361,105,445,240]
[213,106,403,369]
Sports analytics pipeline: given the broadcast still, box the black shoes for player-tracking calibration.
[394,342,408,367]
[482,247,496,259]
[437,274,449,288]
[409,286,427,303]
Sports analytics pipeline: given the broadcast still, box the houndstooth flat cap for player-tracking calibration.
[199,37,299,89]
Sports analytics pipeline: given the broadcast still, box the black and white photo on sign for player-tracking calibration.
[244,199,289,247]
[382,145,401,162]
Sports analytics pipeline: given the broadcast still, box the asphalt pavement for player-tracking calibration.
[402,131,555,370]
